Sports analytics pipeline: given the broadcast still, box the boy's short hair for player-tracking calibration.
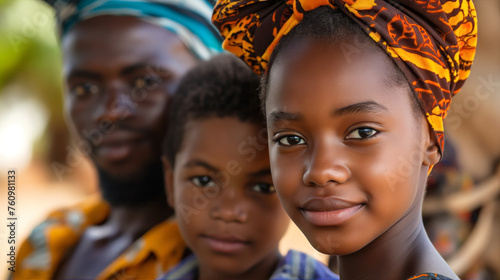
[164,53,262,164]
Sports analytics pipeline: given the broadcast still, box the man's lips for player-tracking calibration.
[94,132,147,162]
[300,197,365,226]
[201,234,251,254]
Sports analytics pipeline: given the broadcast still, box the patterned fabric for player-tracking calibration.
[158,250,339,280]
[212,0,478,153]
[10,197,186,280]
[58,0,223,60]
[407,272,453,280]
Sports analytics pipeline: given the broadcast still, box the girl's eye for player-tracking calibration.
[277,135,305,146]
[346,127,378,139]
[191,176,216,187]
[134,75,159,88]
[71,82,99,97]
[251,183,276,194]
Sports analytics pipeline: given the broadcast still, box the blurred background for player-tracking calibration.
[0,0,498,279]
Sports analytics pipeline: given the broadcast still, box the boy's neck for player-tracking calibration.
[198,249,281,280]
[338,203,458,280]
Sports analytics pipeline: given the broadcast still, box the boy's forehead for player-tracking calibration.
[175,118,269,170]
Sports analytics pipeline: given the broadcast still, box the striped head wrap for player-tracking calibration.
[54,0,223,60]
[212,0,478,153]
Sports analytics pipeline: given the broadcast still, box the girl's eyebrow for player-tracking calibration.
[267,111,303,126]
[332,101,388,117]
[268,101,387,125]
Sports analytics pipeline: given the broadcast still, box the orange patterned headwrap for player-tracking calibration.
[212,0,477,153]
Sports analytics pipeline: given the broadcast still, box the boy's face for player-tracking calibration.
[62,16,197,181]
[266,39,439,255]
[166,117,289,277]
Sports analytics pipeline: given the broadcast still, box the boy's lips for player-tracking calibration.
[300,197,364,226]
[201,234,251,254]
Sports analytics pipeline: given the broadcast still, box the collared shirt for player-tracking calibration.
[9,197,185,280]
[158,250,339,280]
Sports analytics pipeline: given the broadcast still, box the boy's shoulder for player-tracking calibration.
[158,254,198,280]
[407,273,454,280]
[158,250,340,280]
[270,250,339,280]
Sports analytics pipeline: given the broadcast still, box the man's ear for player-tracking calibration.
[162,155,175,208]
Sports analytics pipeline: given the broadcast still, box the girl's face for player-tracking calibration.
[265,39,439,255]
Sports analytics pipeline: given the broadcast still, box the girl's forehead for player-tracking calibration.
[265,39,417,126]
[269,39,395,97]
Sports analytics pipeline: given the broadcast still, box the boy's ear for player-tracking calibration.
[162,155,175,208]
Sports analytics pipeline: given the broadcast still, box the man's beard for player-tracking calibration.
[97,160,166,207]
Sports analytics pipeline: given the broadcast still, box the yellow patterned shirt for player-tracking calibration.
[9,197,185,280]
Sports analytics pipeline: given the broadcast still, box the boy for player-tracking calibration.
[160,54,338,280]
[213,1,477,279]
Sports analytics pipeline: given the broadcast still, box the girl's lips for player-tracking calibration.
[302,205,363,226]
[202,235,250,254]
[300,197,364,226]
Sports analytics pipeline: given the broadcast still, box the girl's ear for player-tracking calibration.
[162,156,175,208]
[423,132,441,167]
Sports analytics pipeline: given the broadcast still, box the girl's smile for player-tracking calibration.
[300,197,365,226]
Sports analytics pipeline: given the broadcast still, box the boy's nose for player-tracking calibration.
[209,187,248,223]
[302,142,350,187]
[94,82,136,123]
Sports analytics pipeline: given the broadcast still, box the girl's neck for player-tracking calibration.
[338,204,458,280]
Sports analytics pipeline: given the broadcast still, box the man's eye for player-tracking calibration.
[71,82,99,97]
[133,76,159,89]
[251,183,275,194]
[346,127,378,139]
[277,135,305,146]
[191,176,216,187]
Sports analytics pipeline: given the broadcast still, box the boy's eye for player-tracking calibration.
[71,82,99,97]
[346,127,378,139]
[191,176,216,187]
[277,135,305,146]
[251,183,275,194]
[133,75,159,88]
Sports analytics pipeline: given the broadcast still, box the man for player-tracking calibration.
[11,1,221,279]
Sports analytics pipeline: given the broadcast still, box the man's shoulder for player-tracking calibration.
[11,197,110,279]
[34,196,109,231]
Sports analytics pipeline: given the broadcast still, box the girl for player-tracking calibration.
[212,1,477,279]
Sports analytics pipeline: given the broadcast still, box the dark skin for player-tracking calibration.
[54,15,198,279]
[164,117,290,280]
[265,38,458,280]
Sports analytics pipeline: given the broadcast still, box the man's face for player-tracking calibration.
[62,15,198,181]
